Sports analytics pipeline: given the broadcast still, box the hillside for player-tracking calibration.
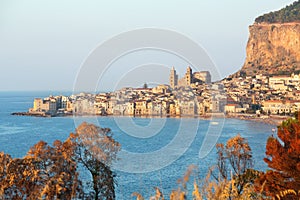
[235,2,300,77]
[255,0,300,23]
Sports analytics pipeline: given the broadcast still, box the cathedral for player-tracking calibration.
[169,66,211,88]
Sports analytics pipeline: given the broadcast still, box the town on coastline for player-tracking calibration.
[14,66,300,121]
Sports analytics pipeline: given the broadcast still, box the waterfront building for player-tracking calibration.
[134,100,148,116]
[125,102,135,115]
[31,97,57,115]
[262,100,300,115]
[225,104,242,113]
[73,98,95,115]
[178,99,196,115]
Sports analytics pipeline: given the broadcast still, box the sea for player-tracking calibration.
[0,91,277,199]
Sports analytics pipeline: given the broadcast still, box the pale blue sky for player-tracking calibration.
[0,0,295,91]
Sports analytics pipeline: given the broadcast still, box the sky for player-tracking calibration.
[0,0,296,91]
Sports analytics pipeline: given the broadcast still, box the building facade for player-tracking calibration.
[169,66,212,88]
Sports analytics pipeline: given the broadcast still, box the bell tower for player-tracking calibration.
[169,67,178,88]
[185,66,192,86]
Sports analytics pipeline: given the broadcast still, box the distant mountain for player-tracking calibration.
[255,1,300,24]
[233,1,300,77]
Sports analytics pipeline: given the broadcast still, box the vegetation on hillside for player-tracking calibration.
[255,1,300,23]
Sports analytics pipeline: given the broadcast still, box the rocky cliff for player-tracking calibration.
[239,22,300,76]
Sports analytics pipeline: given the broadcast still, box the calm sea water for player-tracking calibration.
[0,92,277,199]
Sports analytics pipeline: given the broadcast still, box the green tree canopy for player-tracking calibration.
[255,1,300,23]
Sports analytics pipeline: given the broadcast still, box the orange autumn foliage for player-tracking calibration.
[0,122,120,200]
[256,114,300,199]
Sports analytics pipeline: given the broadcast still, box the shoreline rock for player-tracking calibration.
[11,111,287,126]
[11,112,52,117]
[226,114,287,126]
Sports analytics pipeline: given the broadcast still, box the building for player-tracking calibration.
[152,84,171,94]
[262,100,284,114]
[178,99,196,115]
[225,104,242,113]
[73,98,95,115]
[193,71,211,84]
[177,66,192,87]
[169,67,178,88]
[169,66,212,88]
[134,100,148,116]
[184,66,192,86]
[262,100,300,115]
[31,98,57,115]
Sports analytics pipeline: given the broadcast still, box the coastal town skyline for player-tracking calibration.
[2,1,300,198]
[0,0,295,91]
[20,66,300,119]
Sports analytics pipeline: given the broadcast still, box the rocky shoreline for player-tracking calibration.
[11,112,72,118]
[11,111,287,126]
[226,114,287,126]
[11,112,52,117]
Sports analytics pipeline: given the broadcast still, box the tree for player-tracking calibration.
[70,122,121,200]
[0,152,11,189]
[255,0,300,23]
[0,122,120,200]
[2,157,44,199]
[26,140,83,199]
[143,83,148,89]
[0,139,83,200]
[214,134,259,196]
[255,115,300,199]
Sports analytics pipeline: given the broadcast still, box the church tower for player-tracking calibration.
[169,67,178,88]
[185,66,192,86]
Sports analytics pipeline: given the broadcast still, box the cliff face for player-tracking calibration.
[240,22,300,76]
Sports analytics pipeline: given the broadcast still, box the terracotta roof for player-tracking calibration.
[263,100,283,103]
[226,104,239,107]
